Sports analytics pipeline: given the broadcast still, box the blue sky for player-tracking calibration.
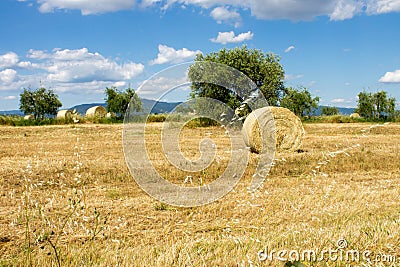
[0,0,400,110]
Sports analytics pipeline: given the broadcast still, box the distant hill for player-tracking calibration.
[0,103,354,117]
[314,106,355,116]
[69,99,182,115]
[0,110,24,116]
[141,99,182,114]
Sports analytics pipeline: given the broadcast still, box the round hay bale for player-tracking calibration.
[242,106,305,153]
[85,106,107,118]
[57,109,72,119]
[350,113,360,118]
[24,114,34,120]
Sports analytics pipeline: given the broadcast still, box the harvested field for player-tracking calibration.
[0,123,399,266]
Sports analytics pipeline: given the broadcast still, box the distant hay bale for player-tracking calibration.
[24,114,34,120]
[57,109,72,119]
[85,106,107,118]
[350,113,360,118]
[242,106,305,153]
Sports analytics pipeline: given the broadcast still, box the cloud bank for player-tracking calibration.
[32,0,400,21]
[0,48,144,93]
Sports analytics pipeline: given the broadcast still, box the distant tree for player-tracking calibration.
[19,87,62,120]
[355,91,374,118]
[105,86,142,118]
[321,106,339,116]
[373,91,388,119]
[280,87,319,117]
[188,46,286,109]
[355,90,396,119]
[387,97,396,118]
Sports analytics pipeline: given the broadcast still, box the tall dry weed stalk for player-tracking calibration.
[17,127,108,267]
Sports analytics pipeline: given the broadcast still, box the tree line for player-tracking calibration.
[19,86,142,120]
[18,46,397,121]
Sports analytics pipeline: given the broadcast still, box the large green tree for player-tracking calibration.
[188,46,286,108]
[19,87,62,120]
[105,86,142,118]
[355,90,396,119]
[280,87,319,117]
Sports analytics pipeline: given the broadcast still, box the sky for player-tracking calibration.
[0,0,400,110]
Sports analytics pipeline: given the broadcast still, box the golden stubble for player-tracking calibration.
[0,123,399,266]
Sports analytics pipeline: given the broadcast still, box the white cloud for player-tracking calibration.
[140,0,162,8]
[37,0,135,15]
[308,80,317,87]
[330,98,355,105]
[52,48,98,61]
[330,0,363,20]
[0,48,144,94]
[0,95,17,100]
[366,0,400,14]
[379,69,400,83]
[150,45,201,65]
[284,45,295,53]
[248,0,400,20]
[285,74,304,81]
[0,52,19,69]
[331,98,346,103]
[246,0,336,20]
[210,31,253,44]
[138,76,188,94]
[210,6,241,27]
[52,80,114,94]
[29,0,400,21]
[27,49,51,60]
[44,48,144,82]
[113,81,127,87]
[247,0,399,20]
[17,61,39,69]
[0,69,17,84]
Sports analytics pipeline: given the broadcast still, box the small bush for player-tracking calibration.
[304,115,366,123]
[146,114,167,123]
[185,117,219,128]
[0,115,126,126]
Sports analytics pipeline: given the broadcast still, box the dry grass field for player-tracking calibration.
[0,122,399,266]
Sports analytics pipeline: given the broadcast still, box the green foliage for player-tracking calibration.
[0,115,124,126]
[154,202,170,211]
[356,91,374,118]
[145,114,217,126]
[355,90,397,119]
[304,115,366,123]
[19,87,62,120]
[280,87,319,117]
[185,118,219,128]
[321,106,339,116]
[105,86,142,118]
[188,46,286,109]
[146,114,167,123]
